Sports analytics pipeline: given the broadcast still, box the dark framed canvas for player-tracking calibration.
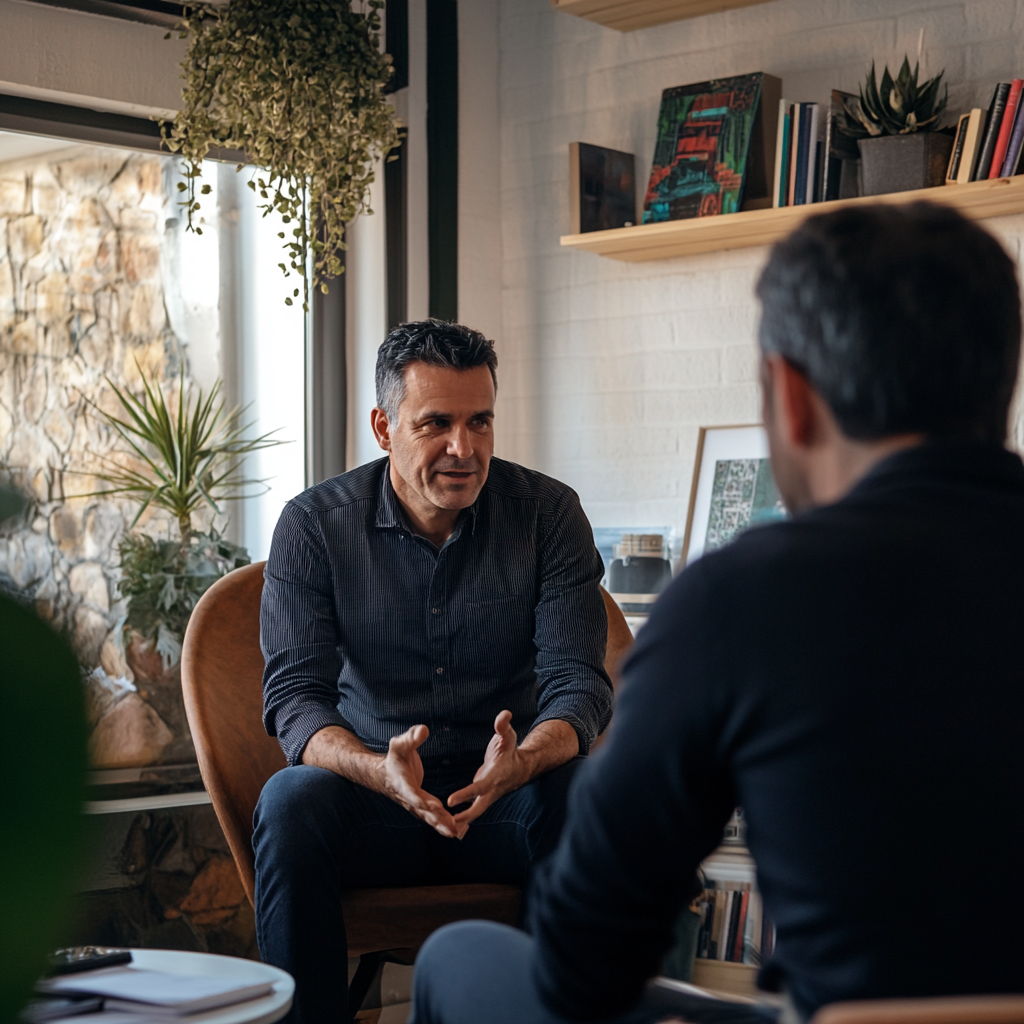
[569,142,637,233]
[642,72,780,223]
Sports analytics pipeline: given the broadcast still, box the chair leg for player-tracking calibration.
[348,951,385,1022]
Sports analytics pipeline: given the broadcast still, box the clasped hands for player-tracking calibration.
[381,710,523,840]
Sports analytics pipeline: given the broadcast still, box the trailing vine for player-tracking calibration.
[162,0,399,309]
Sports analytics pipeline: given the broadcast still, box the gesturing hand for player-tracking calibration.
[381,724,466,840]
[447,710,525,829]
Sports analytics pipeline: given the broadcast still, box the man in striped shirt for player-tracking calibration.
[254,320,613,1023]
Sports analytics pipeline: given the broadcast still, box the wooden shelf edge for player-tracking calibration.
[551,0,776,32]
[560,175,1024,262]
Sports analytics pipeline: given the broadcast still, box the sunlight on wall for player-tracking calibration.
[236,174,306,562]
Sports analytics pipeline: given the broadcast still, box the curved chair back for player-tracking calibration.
[182,561,634,905]
[182,562,283,904]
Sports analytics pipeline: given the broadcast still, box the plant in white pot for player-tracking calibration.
[841,57,951,196]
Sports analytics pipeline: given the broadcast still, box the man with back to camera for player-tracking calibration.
[411,202,1024,1024]
[254,320,613,1023]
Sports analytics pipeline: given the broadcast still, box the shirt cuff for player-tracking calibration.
[531,709,596,757]
[266,699,354,766]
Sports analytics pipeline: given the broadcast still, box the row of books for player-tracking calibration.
[695,880,776,965]
[945,80,1024,185]
[771,100,825,208]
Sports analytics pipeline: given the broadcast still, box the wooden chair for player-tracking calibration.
[812,996,1024,1024]
[181,560,633,1018]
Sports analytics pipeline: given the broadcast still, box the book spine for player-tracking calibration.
[733,889,750,961]
[723,889,740,960]
[975,83,1010,180]
[772,98,788,208]
[805,103,820,203]
[989,79,1023,178]
[958,109,985,184]
[947,113,970,183]
[787,104,800,206]
[1000,97,1024,176]
[794,104,811,205]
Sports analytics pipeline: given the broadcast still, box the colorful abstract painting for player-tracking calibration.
[642,73,765,223]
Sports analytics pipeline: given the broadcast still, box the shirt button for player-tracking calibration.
[436,667,444,675]
[432,607,440,615]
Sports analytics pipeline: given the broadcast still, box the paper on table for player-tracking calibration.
[40,968,273,1016]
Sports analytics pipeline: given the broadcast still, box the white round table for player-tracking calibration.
[111,949,294,1024]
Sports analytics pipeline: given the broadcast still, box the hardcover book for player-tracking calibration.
[821,89,861,202]
[642,72,781,223]
[568,142,637,233]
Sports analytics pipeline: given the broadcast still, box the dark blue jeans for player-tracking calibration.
[412,921,781,1024]
[252,757,583,1024]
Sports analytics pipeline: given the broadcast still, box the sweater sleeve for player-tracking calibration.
[528,560,738,1019]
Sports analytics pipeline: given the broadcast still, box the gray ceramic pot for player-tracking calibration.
[857,133,955,196]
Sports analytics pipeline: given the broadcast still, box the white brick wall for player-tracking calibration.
[484,0,1024,538]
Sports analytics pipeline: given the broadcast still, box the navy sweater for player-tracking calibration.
[529,442,1024,1021]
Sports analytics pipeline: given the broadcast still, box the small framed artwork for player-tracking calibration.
[682,425,787,566]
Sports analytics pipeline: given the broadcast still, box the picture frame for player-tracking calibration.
[682,424,787,566]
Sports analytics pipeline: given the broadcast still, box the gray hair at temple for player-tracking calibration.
[375,319,499,421]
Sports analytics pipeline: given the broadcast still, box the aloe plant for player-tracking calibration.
[82,365,286,540]
[842,57,947,138]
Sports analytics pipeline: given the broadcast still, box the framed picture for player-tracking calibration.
[682,425,787,566]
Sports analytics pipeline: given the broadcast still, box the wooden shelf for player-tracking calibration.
[560,175,1024,262]
[551,0,776,32]
[691,959,760,998]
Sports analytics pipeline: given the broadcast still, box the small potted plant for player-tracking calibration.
[841,57,951,196]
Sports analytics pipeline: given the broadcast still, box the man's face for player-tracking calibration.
[378,362,495,513]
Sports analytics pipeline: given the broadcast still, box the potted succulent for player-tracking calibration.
[841,58,951,196]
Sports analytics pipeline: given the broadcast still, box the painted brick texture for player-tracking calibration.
[494,0,1024,538]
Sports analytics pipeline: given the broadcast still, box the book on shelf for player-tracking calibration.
[771,97,788,208]
[946,113,971,184]
[955,109,986,184]
[974,83,1010,180]
[821,90,860,202]
[988,78,1023,179]
[1001,97,1024,177]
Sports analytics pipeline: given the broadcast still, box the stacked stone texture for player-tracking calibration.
[0,144,200,767]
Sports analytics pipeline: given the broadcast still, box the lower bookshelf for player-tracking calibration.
[693,842,763,998]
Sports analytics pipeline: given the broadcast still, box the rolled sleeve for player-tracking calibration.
[531,489,614,755]
[260,501,349,765]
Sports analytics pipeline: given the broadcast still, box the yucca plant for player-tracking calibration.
[841,57,947,138]
[77,366,288,659]
[82,365,285,540]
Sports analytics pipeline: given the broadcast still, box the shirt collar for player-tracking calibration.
[374,459,480,537]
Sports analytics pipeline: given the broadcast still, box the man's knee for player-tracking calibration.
[252,764,362,866]
[414,921,533,1021]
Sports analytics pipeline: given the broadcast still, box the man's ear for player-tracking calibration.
[766,355,817,448]
[370,407,392,452]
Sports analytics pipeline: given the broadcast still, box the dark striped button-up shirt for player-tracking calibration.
[260,457,613,768]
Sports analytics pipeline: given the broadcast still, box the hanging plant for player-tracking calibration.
[161,0,399,309]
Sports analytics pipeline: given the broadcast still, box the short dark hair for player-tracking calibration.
[375,319,498,419]
[756,202,1021,443]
